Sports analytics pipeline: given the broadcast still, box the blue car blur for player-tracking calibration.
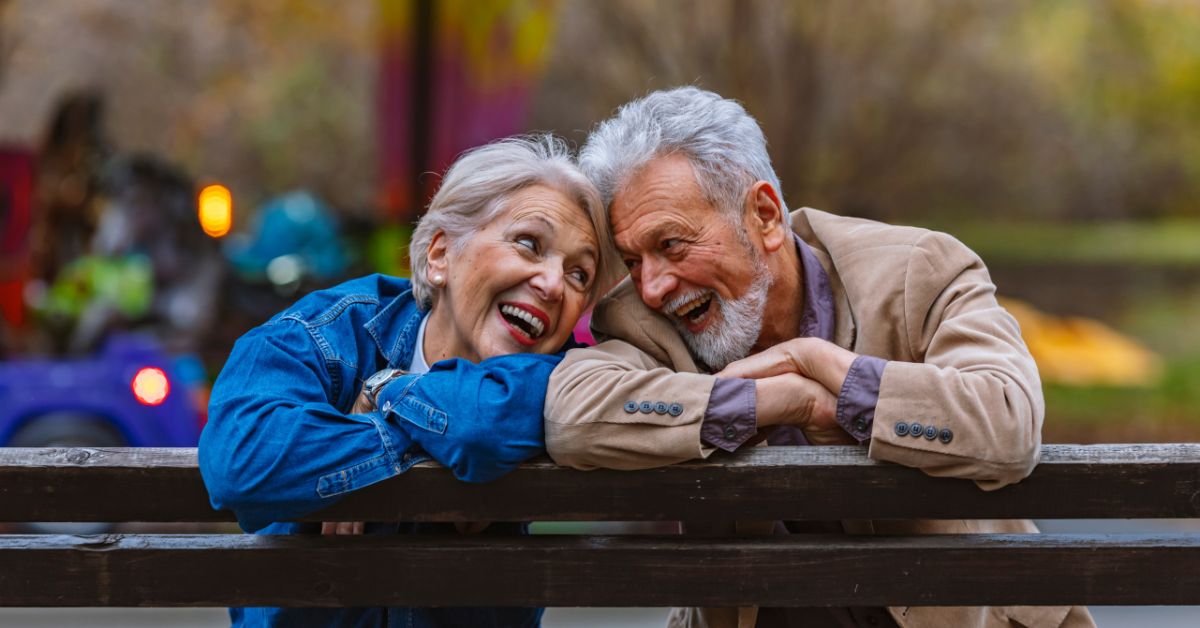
[0,333,204,448]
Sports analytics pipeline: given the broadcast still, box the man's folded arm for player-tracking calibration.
[544,339,717,470]
[867,231,1044,489]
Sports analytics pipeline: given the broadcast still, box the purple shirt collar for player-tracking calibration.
[794,234,835,342]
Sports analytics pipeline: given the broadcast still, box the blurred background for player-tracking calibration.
[2,0,1196,448]
[0,0,1197,624]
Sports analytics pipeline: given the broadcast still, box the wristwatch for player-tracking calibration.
[361,368,407,409]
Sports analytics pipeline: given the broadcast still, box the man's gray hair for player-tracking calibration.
[579,86,785,220]
[410,134,616,309]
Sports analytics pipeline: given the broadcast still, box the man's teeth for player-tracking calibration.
[673,294,711,319]
[500,304,545,338]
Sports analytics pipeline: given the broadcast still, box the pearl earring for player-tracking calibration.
[432,274,445,287]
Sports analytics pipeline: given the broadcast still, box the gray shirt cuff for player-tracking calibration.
[836,355,887,442]
[700,377,757,452]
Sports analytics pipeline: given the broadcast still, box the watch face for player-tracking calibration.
[365,368,404,393]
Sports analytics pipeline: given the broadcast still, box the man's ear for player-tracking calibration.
[746,181,787,253]
[425,230,450,283]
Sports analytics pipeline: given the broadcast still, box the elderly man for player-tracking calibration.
[544,87,1094,628]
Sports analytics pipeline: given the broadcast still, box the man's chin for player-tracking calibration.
[678,310,717,336]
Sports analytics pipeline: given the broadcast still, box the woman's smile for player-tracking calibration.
[498,302,549,345]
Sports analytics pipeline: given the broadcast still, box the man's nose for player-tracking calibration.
[638,257,677,310]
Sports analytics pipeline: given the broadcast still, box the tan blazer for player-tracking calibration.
[544,207,1093,628]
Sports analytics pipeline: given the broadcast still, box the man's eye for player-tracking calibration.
[661,238,681,251]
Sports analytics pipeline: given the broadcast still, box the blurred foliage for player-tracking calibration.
[934,220,1200,265]
[5,0,1200,223]
[1040,289,1200,442]
[532,0,1200,223]
[0,0,375,217]
[1044,353,1200,440]
[1002,297,1163,387]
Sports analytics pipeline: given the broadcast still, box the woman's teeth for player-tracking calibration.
[500,304,545,338]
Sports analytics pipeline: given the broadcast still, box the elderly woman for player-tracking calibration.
[198,134,617,627]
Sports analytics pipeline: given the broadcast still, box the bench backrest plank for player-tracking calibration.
[2,444,1198,522]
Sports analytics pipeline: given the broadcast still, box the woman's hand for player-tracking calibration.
[321,521,364,535]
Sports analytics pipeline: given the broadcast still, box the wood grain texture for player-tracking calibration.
[1,533,1197,607]
[1,444,1198,522]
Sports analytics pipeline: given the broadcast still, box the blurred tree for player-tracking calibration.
[4,0,1200,223]
[0,0,375,216]
[532,0,1200,222]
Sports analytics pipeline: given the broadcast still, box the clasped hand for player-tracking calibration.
[716,337,859,446]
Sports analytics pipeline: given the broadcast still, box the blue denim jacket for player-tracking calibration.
[200,274,558,627]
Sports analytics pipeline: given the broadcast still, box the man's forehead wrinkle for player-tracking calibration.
[615,213,693,254]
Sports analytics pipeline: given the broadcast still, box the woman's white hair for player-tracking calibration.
[579,86,786,221]
[410,134,617,309]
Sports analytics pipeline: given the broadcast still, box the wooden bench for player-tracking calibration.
[1,444,1198,608]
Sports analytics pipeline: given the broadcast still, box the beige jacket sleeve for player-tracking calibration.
[544,341,716,469]
[544,290,720,470]
[866,230,1044,489]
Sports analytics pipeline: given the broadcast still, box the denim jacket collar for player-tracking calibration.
[363,287,426,369]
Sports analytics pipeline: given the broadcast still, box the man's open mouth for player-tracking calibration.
[673,293,714,325]
[499,304,546,340]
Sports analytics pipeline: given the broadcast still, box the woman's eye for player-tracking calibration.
[570,269,591,285]
[515,235,538,252]
[623,258,639,270]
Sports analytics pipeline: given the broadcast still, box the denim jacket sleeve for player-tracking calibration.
[199,318,557,533]
[199,319,410,532]
[373,354,558,483]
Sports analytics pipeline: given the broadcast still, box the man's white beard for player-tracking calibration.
[671,267,772,371]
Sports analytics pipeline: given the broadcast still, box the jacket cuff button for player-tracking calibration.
[624,401,638,414]
[939,428,954,444]
[894,421,910,437]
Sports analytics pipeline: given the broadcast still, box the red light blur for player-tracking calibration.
[132,367,170,406]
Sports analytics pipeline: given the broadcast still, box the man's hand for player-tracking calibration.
[718,338,860,446]
[751,372,853,445]
[718,337,857,397]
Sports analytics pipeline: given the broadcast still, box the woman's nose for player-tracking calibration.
[529,263,565,302]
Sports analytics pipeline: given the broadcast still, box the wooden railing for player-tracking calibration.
[0,444,1198,607]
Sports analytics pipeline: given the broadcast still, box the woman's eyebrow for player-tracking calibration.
[511,215,597,260]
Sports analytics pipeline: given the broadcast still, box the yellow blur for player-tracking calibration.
[198,184,233,238]
[1001,297,1163,387]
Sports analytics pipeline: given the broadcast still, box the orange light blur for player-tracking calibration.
[198,184,233,238]
[132,367,170,406]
